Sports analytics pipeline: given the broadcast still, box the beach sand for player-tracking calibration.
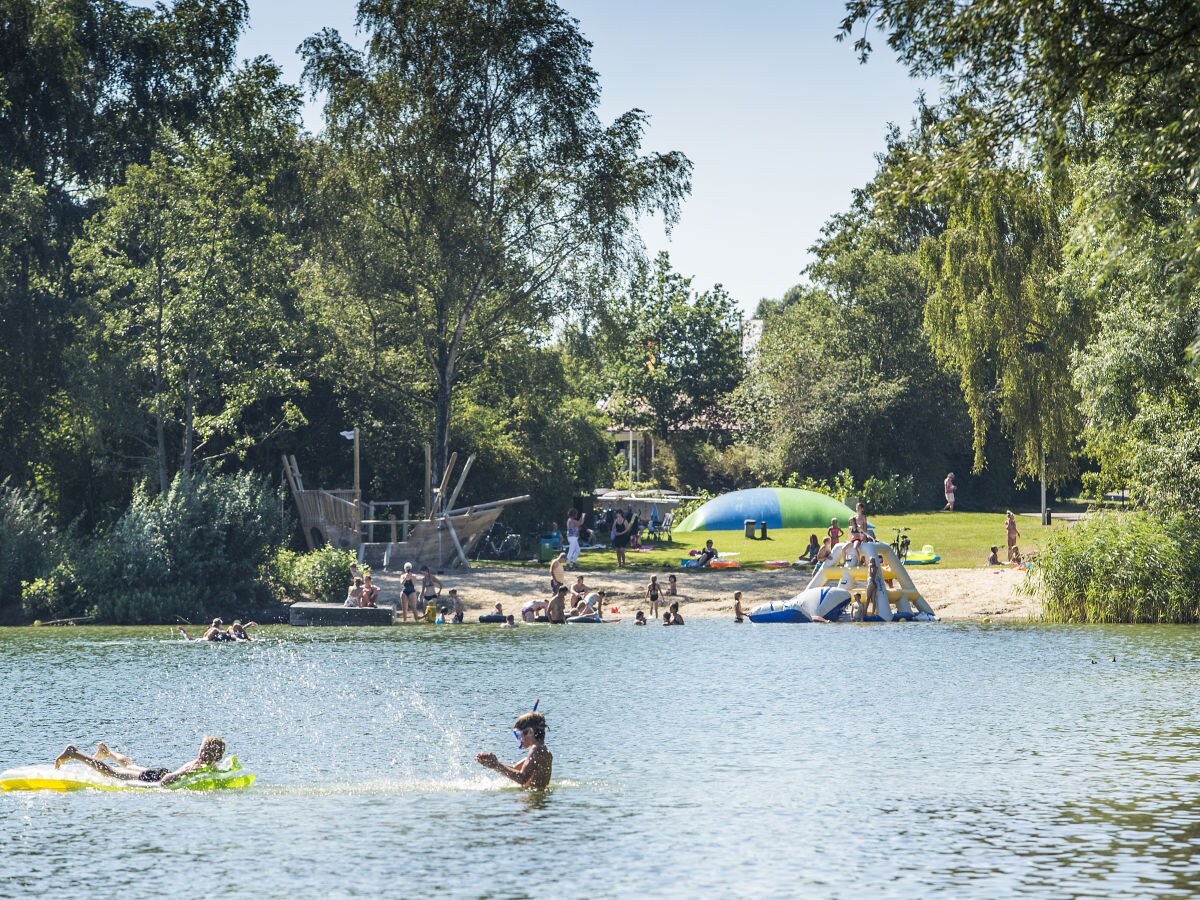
[373,564,1038,622]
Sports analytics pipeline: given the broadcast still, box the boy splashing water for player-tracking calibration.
[476,711,552,789]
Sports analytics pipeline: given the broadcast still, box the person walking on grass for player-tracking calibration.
[943,473,957,511]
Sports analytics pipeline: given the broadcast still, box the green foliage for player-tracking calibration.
[300,0,692,484]
[920,170,1085,484]
[583,252,743,438]
[0,478,59,612]
[82,472,283,624]
[72,138,308,493]
[21,561,86,622]
[778,469,915,514]
[840,0,1200,296]
[1031,512,1200,624]
[289,546,358,604]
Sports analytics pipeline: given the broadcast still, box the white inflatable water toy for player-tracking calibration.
[748,540,938,623]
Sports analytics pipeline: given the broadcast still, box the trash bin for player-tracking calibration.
[538,539,556,562]
[760,520,768,540]
[1042,508,1053,526]
[744,519,756,539]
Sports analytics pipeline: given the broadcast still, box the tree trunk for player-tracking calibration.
[432,364,454,492]
[183,370,194,477]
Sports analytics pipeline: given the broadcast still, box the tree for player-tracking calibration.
[918,169,1087,506]
[300,0,691,484]
[840,0,1200,294]
[584,253,742,441]
[71,140,307,493]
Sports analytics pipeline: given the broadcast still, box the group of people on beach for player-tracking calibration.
[988,510,1025,566]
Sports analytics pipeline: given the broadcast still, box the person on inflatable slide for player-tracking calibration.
[54,736,226,786]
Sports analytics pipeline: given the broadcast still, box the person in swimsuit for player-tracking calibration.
[852,502,874,540]
[827,518,843,545]
[645,575,662,617]
[1005,510,1020,556]
[697,540,717,567]
[361,573,380,608]
[546,586,568,623]
[178,618,234,642]
[399,563,420,621]
[570,574,589,599]
[54,736,225,786]
[668,601,684,624]
[865,557,884,618]
[521,597,549,622]
[345,578,363,607]
[815,537,833,564]
[419,566,442,615]
[476,711,552,790]
[550,552,567,593]
[565,509,583,568]
[801,534,820,564]
[733,591,749,623]
[228,620,257,641]
[444,589,464,623]
[611,512,631,567]
[667,573,677,596]
[634,610,647,625]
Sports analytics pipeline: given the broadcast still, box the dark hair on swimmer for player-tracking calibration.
[515,711,546,742]
[199,736,225,764]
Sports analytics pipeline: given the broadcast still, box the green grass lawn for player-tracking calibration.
[533,511,1074,571]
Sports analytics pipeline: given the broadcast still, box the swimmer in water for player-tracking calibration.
[54,736,226,786]
[476,711,552,789]
[178,618,233,642]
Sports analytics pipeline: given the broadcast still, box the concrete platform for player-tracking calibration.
[289,602,395,626]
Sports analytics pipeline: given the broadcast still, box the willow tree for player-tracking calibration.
[300,0,691,486]
[920,171,1087,512]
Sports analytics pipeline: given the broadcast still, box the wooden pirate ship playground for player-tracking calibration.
[282,437,527,570]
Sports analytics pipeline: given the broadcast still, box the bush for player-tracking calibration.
[21,561,87,621]
[1029,511,1200,623]
[779,470,915,514]
[0,478,59,613]
[291,545,358,604]
[83,471,286,624]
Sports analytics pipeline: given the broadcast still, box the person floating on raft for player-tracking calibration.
[476,711,552,789]
[54,736,226,787]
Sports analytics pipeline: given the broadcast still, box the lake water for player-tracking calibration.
[2,621,1199,898]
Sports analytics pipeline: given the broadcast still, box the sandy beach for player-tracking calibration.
[374,563,1039,622]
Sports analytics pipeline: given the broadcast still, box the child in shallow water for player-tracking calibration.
[476,711,552,790]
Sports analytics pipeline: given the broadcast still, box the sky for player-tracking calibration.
[230,0,933,313]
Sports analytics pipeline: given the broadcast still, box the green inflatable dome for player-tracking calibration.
[675,488,855,533]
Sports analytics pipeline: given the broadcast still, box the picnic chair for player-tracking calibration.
[646,512,673,543]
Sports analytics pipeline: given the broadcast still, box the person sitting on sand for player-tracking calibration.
[733,591,749,623]
[361,573,380,608]
[55,736,226,786]
[345,578,363,607]
[666,573,678,596]
[697,540,718,568]
[669,601,684,625]
[634,611,647,625]
[476,711,552,790]
[988,546,1002,566]
[570,574,589,599]
[546,587,568,623]
[645,575,662,617]
[1009,545,1023,565]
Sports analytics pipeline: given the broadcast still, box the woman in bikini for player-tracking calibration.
[419,565,442,616]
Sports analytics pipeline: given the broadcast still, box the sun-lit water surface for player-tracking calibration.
[2,621,1199,898]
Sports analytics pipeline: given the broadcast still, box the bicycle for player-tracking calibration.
[891,527,911,562]
[473,521,522,561]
